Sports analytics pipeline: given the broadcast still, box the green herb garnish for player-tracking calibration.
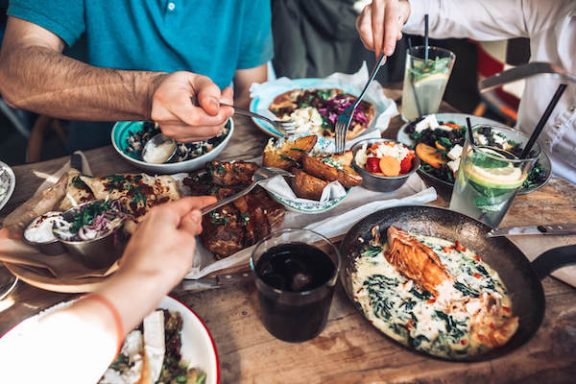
[70,200,112,234]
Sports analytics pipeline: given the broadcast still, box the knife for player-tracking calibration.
[174,270,254,292]
[479,62,576,92]
[487,224,576,237]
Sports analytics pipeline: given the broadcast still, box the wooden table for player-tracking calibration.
[1,91,576,383]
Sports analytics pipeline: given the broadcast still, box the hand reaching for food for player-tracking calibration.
[356,0,411,57]
[149,72,234,142]
[0,196,217,384]
[120,196,217,289]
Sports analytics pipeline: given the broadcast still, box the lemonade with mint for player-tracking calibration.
[402,46,455,121]
[450,145,532,227]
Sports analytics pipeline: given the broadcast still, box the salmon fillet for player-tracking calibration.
[384,226,451,296]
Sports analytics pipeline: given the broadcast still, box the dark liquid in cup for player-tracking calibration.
[255,242,336,342]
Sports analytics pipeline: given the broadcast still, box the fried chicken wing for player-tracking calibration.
[384,226,451,296]
[208,161,258,186]
[185,161,285,259]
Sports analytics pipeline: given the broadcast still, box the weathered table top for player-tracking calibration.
[1,90,575,383]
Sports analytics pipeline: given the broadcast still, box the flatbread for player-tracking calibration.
[2,172,68,238]
[58,169,95,211]
[80,174,180,220]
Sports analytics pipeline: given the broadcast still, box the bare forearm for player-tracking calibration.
[93,268,174,334]
[234,64,268,108]
[0,45,165,121]
[404,0,529,40]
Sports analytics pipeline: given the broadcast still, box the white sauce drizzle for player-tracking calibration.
[352,234,513,359]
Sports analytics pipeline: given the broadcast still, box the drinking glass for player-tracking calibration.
[401,46,456,121]
[250,228,340,343]
[449,126,540,227]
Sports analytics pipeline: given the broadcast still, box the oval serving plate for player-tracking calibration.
[339,205,544,362]
[4,261,113,293]
[1,296,220,384]
[267,188,350,214]
[250,78,391,140]
[396,113,552,195]
[0,160,16,213]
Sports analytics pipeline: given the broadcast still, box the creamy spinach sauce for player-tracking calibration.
[353,234,512,359]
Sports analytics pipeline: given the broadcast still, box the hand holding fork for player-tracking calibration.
[334,54,387,153]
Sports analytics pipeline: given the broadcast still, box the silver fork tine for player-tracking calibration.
[219,101,295,138]
[192,96,295,138]
[261,167,295,178]
[201,167,293,215]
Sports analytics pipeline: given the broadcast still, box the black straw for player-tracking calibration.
[407,38,423,117]
[466,117,475,146]
[520,83,567,159]
[424,14,429,63]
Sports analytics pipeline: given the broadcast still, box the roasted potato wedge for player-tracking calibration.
[303,151,363,188]
[262,135,318,170]
[292,169,328,201]
[337,165,363,188]
[303,155,339,182]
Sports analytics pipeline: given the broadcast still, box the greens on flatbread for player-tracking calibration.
[79,174,180,220]
[4,171,181,241]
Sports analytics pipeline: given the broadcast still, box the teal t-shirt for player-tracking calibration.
[8,0,273,88]
[7,0,273,150]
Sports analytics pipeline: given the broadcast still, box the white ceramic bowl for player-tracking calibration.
[266,188,350,214]
[111,119,233,174]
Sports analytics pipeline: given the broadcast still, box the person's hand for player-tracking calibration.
[149,71,234,142]
[356,0,411,57]
[119,196,216,289]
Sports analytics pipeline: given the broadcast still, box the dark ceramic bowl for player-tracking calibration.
[351,138,420,192]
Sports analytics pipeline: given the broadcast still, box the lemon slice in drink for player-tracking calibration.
[413,73,450,89]
[465,163,524,189]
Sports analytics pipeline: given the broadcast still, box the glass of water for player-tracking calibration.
[401,46,456,121]
[449,126,540,227]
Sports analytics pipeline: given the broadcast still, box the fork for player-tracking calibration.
[334,54,387,153]
[218,101,297,137]
[190,96,296,137]
[201,167,294,215]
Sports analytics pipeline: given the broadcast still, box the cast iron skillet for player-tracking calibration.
[339,205,576,362]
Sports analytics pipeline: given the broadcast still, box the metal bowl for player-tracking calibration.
[351,138,421,192]
[54,202,127,269]
[23,212,67,256]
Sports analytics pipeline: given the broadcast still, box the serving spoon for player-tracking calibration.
[201,167,294,215]
[141,133,177,164]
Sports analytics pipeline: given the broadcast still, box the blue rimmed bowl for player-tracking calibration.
[111,119,234,174]
[266,189,350,214]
